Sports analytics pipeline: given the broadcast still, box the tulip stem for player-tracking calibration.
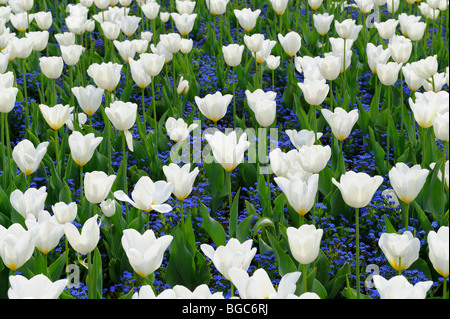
[232,68,236,127]
[179,199,184,225]
[442,142,448,218]
[302,263,308,294]
[21,59,30,130]
[443,277,448,299]
[386,85,391,167]
[141,87,146,129]
[227,170,232,216]
[398,257,402,276]
[355,207,361,299]
[3,113,11,163]
[87,251,93,299]
[404,202,410,231]
[80,165,84,203]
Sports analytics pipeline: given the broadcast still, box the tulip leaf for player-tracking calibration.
[48,251,67,282]
[236,214,255,243]
[326,262,350,299]
[200,204,226,247]
[229,188,241,239]
[412,201,432,233]
[266,232,297,277]
[384,215,397,233]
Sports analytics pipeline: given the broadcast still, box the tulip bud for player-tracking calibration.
[275,175,319,216]
[222,43,244,67]
[52,202,77,225]
[87,61,122,92]
[321,107,359,141]
[0,86,18,113]
[389,162,429,204]
[234,8,261,33]
[84,171,116,204]
[287,224,323,264]
[427,226,449,278]
[71,85,104,117]
[194,91,233,123]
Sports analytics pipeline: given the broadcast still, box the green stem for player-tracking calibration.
[179,199,184,225]
[444,277,448,299]
[87,251,92,299]
[387,85,391,166]
[355,207,360,299]
[404,202,410,231]
[303,263,308,294]
[228,170,232,215]
[22,59,30,129]
[398,257,402,276]
[142,87,146,129]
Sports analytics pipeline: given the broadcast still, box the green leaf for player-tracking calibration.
[266,232,297,276]
[236,214,254,243]
[48,251,67,282]
[229,188,241,239]
[384,215,397,233]
[200,204,226,247]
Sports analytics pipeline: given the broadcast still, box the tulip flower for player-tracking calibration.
[274,174,319,216]
[65,15,87,35]
[200,238,257,281]
[354,0,374,13]
[234,8,261,33]
[133,285,176,299]
[298,79,329,106]
[52,202,77,225]
[39,103,71,131]
[6,37,33,61]
[60,44,84,66]
[71,85,104,117]
[120,15,141,37]
[269,0,289,15]
[411,55,438,80]
[427,226,449,279]
[176,76,189,95]
[140,53,165,77]
[0,223,35,271]
[432,111,449,142]
[378,231,420,273]
[54,32,76,46]
[222,43,244,67]
[285,129,323,149]
[207,0,229,15]
[278,31,301,57]
[376,61,403,86]
[204,130,250,172]
[100,21,121,40]
[160,33,182,54]
[105,100,137,151]
[313,13,334,36]
[430,161,449,188]
[389,163,429,205]
[10,186,47,220]
[388,35,412,64]
[243,33,265,53]
[248,97,277,128]
[0,86,18,113]
[129,58,152,89]
[121,228,173,278]
[68,131,103,167]
[297,144,332,174]
[25,210,64,254]
[318,54,341,81]
[8,274,68,299]
[402,63,425,92]
[321,107,359,141]
[335,19,359,39]
[269,148,313,180]
[373,275,433,299]
[180,38,193,54]
[404,21,426,42]
[173,284,224,299]
[141,1,160,20]
[266,55,281,71]
[228,268,301,299]
[99,199,116,217]
[84,171,116,205]
[34,11,53,30]
[39,56,64,80]
[64,214,100,255]
[194,91,233,124]
[408,91,441,129]
[25,31,50,52]
[114,176,173,213]
[287,224,323,265]
[374,19,399,40]
[87,62,122,92]
[165,117,198,143]
[176,0,196,14]
[171,12,197,36]
[308,0,324,10]
[386,0,400,14]
[10,12,32,32]
[163,163,199,201]
[253,39,277,65]
[332,171,383,297]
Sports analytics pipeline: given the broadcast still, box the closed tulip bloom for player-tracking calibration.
[269,149,313,181]
[25,210,64,254]
[160,33,182,54]
[64,214,100,255]
[0,223,35,271]
[60,44,84,66]
[68,131,103,167]
[171,12,197,36]
[87,62,122,92]
[140,53,165,77]
[12,139,49,176]
[278,31,301,57]
[34,11,53,30]
[298,79,329,105]
[243,33,265,53]
[373,275,433,299]
[0,53,9,74]
[318,54,341,81]
[376,61,402,86]
[402,63,424,92]
[141,1,160,20]
[7,37,33,60]
[150,42,173,63]
[374,19,399,40]
[269,0,289,15]
[0,86,18,113]
[427,226,449,277]
[354,0,374,13]
[249,98,276,127]
[408,91,441,128]
[228,268,301,299]
[52,202,77,225]
[94,0,109,9]
[176,76,189,95]
[388,35,412,64]
[222,43,244,67]
[308,0,324,10]
[321,107,359,141]
[297,144,332,174]
[313,13,334,36]
[54,32,76,46]
[65,15,87,35]
[386,0,400,13]
[195,91,232,123]
[10,12,31,32]
[204,130,250,172]
[173,284,224,299]
[432,111,449,142]
[100,199,116,217]
[39,103,71,130]
[423,72,446,92]
[207,0,229,15]
[275,174,319,216]
[287,224,323,264]
[131,39,149,54]
[378,231,420,271]
[163,163,199,200]
[101,21,120,40]
[129,58,151,89]
[245,89,277,108]
[411,55,438,80]
[71,85,104,117]
[180,38,193,54]
[39,56,64,79]
[200,238,257,281]
[335,19,358,39]
[389,163,429,204]
[121,228,173,278]
[25,30,49,52]
[176,0,196,14]
[266,55,280,70]
[286,129,323,149]
[8,274,67,299]
[105,100,137,151]
[234,8,260,32]
[114,176,174,213]
[404,21,426,41]
[332,171,383,208]
[84,171,116,204]
[254,39,277,64]
[120,15,141,37]
[113,40,136,63]
[165,117,198,143]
